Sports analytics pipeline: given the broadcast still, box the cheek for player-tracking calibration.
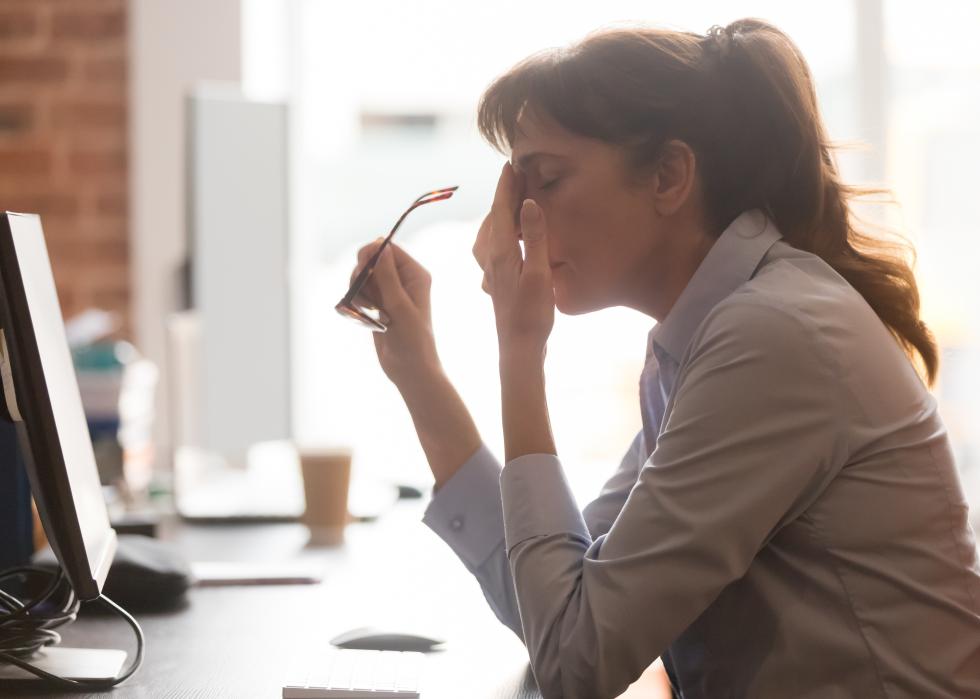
[545,194,643,309]
[547,196,620,271]
[547,233,615,313]
[542,193,598,260]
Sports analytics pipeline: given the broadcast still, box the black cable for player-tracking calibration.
[0,567,76,657]
[0,565,144,688]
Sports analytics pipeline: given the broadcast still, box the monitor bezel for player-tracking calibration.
[0,212,116,601]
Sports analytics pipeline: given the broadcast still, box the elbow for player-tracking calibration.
[525,592,637,699]
[512,539,645,698]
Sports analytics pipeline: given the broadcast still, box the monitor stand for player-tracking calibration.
[0,647,126,682]
[0,368,127,685]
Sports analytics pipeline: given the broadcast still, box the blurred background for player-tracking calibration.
[1,0,978,524]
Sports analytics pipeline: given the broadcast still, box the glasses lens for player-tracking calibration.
[335,301,386,332]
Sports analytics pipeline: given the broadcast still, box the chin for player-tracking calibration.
[554,283,603,316]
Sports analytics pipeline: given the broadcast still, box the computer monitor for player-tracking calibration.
[0,212,117,600]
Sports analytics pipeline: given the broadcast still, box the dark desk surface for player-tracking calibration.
[2,500,541,698]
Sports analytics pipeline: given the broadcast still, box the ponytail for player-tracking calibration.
[699,19,938,384]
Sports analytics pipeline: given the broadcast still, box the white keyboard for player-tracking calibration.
[282,649,423,698]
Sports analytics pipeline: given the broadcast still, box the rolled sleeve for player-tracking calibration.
[423,435,649,649]
[422,443,525,641]
[500,453,590,554]
[422,443,506,570]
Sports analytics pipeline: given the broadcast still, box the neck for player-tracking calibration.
[625,216,716,322]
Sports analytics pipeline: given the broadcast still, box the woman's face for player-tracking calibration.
[509,108,664,315]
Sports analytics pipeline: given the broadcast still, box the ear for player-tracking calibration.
[649,139,697,217]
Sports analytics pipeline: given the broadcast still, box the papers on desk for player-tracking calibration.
[190,561,323,586]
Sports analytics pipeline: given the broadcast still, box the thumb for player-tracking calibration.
[520,199,549,269]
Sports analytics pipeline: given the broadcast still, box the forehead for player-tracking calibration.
[511,107,580,161]
[510,104,621,175]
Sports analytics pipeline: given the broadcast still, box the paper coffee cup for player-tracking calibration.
[299,447,352,546]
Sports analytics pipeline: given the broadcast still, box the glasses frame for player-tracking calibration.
[335,186,458,332]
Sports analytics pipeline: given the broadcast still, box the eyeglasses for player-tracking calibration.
[335,186,458,332]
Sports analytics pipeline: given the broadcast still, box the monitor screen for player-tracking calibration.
[0,212,115,600]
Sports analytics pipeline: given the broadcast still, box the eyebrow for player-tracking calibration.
[513,151,564,172]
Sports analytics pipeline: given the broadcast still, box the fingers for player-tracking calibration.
[353,240,380,284]
[384,241,421,272]
[480,199,550,299]
[513,169,527,235]
[369,245,413,314]
[519,198,549,275]
[479,162,526,299]
[472,210,500,296]
[472,211,491,271]
[351,240,421,315]
[379,241,432,308]
[488,162,522,265]
[350,243,382,308]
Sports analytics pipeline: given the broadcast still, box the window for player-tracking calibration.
[883,1,980,510]
[267,1,979,512]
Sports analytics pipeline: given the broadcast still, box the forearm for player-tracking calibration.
[421,443,526,642]
[499,350,556,463]
[395,367,482,490]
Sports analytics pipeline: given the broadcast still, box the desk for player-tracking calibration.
[2,499,541,698]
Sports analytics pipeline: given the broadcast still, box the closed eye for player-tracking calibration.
[539,177,561,190]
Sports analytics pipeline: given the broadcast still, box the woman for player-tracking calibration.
[349,19,980,698]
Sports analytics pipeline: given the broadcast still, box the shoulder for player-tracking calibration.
[698,291,818,349]
[694,242,861,362]
[687,284,842,385]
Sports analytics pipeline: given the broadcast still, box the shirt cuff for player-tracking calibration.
[500,453,590,555]
[422,443,505,569]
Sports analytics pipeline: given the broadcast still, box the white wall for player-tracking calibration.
[128,0,242,466]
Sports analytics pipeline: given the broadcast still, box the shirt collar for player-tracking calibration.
[647,209,783,364]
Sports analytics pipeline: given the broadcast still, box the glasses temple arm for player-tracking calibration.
[342,187,458,303]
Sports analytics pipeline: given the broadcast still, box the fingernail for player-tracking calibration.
[522,199,540,223]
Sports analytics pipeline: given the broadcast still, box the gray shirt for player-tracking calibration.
[422,209,980,698]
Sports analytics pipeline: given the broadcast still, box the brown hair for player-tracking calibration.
[477,18,939,385]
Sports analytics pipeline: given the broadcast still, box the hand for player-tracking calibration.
[349,240,441,387]
[349,240,483,490]
[473,162,555,361]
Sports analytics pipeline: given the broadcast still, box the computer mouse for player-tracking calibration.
[396,483,425,500]
[33,534,191,611]
[329,626,446,652]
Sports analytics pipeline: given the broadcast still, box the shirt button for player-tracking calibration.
[450,516,463,531]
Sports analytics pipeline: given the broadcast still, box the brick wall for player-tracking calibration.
[0,0,129,337]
